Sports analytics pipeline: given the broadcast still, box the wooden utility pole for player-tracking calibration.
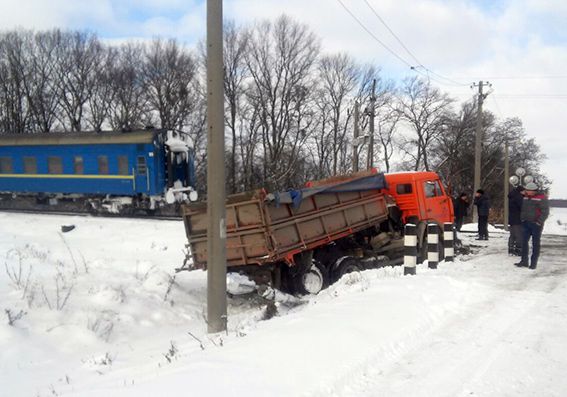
[471,80,490,222]
[206,0,227,334]
[353,101,360,172]
[367,79,376,170]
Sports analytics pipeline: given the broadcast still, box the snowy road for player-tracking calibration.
[340,235,567,397]
[1,212,567,396]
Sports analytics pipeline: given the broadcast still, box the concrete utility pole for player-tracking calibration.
[206,0,227,334]
[504,140,510,231]
[367,79,376,170]
[353,101,360,172]
[471,80,490,222]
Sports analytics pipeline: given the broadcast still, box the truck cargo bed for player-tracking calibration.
[182,173,389,269]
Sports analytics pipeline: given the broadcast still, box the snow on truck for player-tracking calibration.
[181,169,454,294]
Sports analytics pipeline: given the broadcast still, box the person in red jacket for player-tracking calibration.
[515,182,549,269]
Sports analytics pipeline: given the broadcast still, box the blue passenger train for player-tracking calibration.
[0,129,197,214]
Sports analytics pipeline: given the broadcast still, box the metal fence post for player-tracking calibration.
[427,223,439,269]
[404,223,417,275]
[443,222,454,262]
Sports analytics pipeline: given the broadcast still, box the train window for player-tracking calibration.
[98,156,109,175]
[118,156,129,175]
[396,184,413,195]
[0,157,13,174]
[48,156,63,174]
[136,156,147,176]
[74,156,84,174]
[23,157,37,174]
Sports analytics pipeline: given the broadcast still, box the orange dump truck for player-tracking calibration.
[181,169,453,294]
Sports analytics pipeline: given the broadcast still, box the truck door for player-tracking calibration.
[421,179,452,224]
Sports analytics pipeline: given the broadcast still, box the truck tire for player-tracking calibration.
[333,257,362,282]
[293,261,328,295]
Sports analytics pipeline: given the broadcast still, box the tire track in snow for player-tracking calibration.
[309,235,567,397]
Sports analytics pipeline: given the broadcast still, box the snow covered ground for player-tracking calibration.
[1,209,567,396]
[545,207,567,236]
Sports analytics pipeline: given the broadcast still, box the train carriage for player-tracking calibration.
[0,129,196,214]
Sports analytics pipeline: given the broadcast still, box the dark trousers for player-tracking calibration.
[478,216,489,239]
[456,216,464,231]
[508,224,523,255]
[521,221,542,267]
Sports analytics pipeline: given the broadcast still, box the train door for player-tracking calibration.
[135,155,149,193]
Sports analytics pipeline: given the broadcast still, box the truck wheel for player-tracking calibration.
[333,257,361,282]
[294,261,328,295]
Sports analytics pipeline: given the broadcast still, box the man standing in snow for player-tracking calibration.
[508,185,525,255]
[474,189,490,240]
[515,182,549,269]
[454,192,470,231]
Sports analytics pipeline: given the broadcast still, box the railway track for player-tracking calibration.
[0,207,182,221]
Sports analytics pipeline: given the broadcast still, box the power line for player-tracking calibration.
[335,0,413,68]
[490,94,504,118]
[455,75,567,80]
[495,96,567,99]
[335,0,452,86]
[452,93,567,98]
[361,0,420,65]
[362,0,468,87]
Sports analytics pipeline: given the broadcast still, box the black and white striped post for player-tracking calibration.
[427,223,439,269]
[404,223,417,275]
[443,222,454,262]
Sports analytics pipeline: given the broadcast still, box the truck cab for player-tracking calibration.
[382,171,454,262]
[384,171,454,226]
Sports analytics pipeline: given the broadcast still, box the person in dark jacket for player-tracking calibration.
[515,182,549,269]
[454,192,470,231]
[508,186,525,255]
[474,189,490,240]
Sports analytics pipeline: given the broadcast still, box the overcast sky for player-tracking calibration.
[1,0,566,198]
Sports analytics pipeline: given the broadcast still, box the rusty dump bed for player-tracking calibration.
[181,172,389,269]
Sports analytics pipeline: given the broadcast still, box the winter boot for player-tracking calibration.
[515,261,528,268]
[529,261,538,270]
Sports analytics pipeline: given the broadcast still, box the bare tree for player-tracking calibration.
[223,21,250,193]
[430,101,475,194]
[376,104,401,173]
[54,31,101,131]
[87,46,117,131]
[315,53,359,176]
[142,39,197,130]
[397,76,454,171]
[108,43,150,131]
[0,31,30,134]
[22,31,62,133]
[246,15,320,190]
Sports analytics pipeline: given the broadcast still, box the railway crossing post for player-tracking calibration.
[403,223,417,275]
[443,223,455,262]
[427,223,439,269]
